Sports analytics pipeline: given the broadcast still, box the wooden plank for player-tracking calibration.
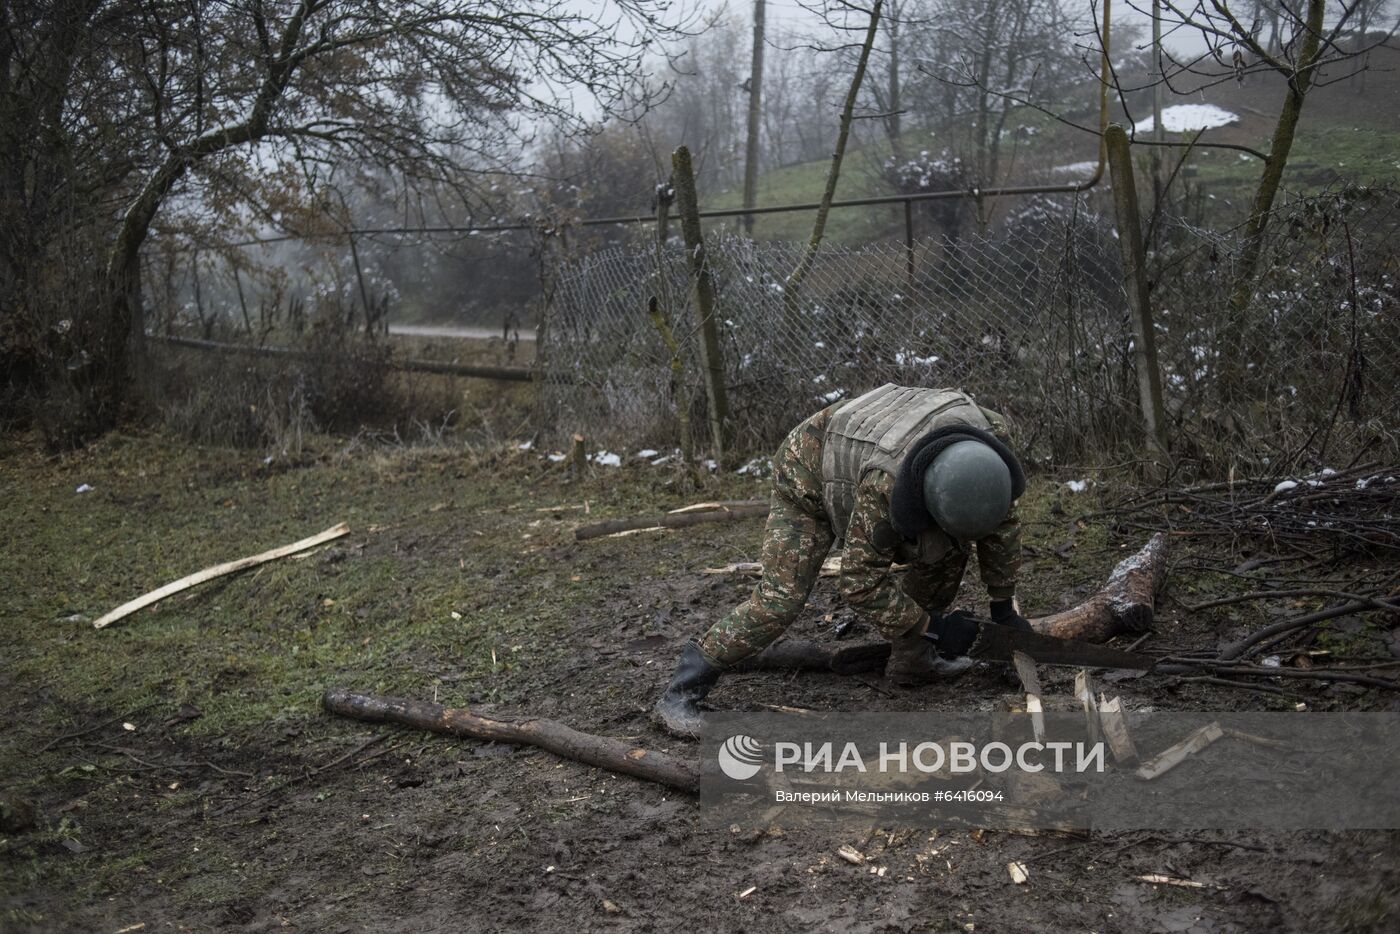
[93,523,349,629]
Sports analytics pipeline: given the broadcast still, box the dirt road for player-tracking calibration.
[388,322,536,341]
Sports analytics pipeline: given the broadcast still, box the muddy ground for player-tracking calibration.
[2,432,1397,932]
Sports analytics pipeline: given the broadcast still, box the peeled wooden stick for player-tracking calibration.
[575,501,768,541]
[322,689,699,793]
[93,523,350,629]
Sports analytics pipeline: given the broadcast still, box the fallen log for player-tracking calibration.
[94,523,350,629]
[322,689,699,793]
[575,500,769,541]
[739,533,1169,673]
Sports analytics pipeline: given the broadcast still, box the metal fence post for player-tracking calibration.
[903,199,915,284]
[671,145,729,466]
[1104,124,1170,464]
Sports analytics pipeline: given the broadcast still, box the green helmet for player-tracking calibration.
[922,440,1013,540]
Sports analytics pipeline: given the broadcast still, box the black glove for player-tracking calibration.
[925,609,980,658]
[990,599,1032,632]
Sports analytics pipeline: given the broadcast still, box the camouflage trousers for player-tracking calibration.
[697,408,969,667]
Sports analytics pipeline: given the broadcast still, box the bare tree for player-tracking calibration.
[2,0,695,439]
[1128,1,1398,386]
[907,0,1086,191]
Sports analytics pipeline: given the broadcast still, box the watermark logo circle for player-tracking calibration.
[718,734,764,780]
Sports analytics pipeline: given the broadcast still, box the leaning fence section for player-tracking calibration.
[543,193,1133,461]
[540,185,1400,470]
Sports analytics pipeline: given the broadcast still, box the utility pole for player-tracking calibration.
[741,0,766,237]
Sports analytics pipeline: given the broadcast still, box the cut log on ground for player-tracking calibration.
[94,523,350,629]
[576,501,769,541]
[739,534,1169,673]
[322,689,699,793]
[1032,533,1167,642]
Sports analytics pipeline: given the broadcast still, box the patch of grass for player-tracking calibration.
[701,143,905,244]
[1182,125,1400,215]
[0,432,757,745]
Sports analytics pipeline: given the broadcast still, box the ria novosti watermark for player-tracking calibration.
[700,711,1400,830]
[721,736,1107,779]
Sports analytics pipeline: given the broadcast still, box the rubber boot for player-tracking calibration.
[652,641,725,738]
[884,617,975,686]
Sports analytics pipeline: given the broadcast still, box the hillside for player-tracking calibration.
[697,59,1400,241]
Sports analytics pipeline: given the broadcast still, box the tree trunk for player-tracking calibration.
[741,0,765,237]
[1221,0,1325,403]
[885,2,902,161]
[783,0,882,326]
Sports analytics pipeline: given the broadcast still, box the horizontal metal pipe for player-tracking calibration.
[152,334,540,382]
[216,173,1103,247]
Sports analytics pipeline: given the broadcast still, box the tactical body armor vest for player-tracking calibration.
[820,384,990,548]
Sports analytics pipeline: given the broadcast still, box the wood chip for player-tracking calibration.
[1025,694,1045,745]
[1097,695,1139,766]
[1007,861,1029,884]
[1136,873,1214,889]
[1135,721,1224,780]
[1075,670,1103,748]
[837,844,865,866]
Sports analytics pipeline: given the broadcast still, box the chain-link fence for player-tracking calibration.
[540,186,1400,470]
[1150,185,1400,468]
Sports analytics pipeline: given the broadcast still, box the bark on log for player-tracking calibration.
[322,689,699,793]
[575,501,769,541]
[739,533,1168,673]
[1031,532,1167,641]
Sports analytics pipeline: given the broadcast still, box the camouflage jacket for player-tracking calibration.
[805,400,1022,636]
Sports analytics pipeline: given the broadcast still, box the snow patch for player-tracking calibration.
[737,457,771,476]
[75,483,94,494]
[1065,479,1088,493]
[1134,104,1239,134]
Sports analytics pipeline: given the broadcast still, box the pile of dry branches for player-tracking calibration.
[1096,464,1400,694]
[1102,464,1400,559]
